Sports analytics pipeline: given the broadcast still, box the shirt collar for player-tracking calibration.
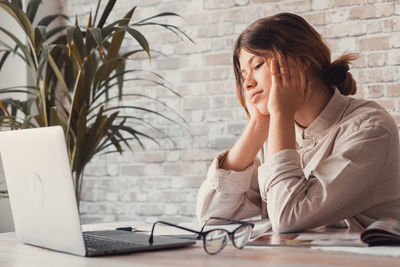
[296,88,349,141]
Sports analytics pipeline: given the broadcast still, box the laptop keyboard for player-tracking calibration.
[83,234,137,250]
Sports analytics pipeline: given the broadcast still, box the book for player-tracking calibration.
[250,218,272,239]
[248,230,366,247]
[248,218,400,247]
[360,218,400,246]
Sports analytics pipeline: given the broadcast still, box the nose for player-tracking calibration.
[243,73,256,91]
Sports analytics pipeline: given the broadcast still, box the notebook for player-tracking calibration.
[0,126,195,256]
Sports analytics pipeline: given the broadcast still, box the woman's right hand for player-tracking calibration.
[220,90,270,171]
[245,89,270,130]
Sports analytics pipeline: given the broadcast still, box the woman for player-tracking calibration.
[196,13,400,233]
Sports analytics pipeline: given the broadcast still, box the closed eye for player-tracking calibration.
[254,62,264,70]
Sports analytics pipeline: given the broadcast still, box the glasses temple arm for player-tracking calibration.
[148,221,202,244]
[211,216,247,224]
[200,217,254,232]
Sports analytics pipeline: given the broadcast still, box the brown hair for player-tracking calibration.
[233,13,357,117]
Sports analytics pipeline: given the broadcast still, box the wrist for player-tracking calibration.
[267,113,296,158]
[248,117,269,135]
[269,112,295,123]
[249,114,269,127]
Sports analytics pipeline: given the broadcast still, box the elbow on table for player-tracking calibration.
[196,211,208,226]
[196,204,230,226]
[196,197,219,225]
[269,211,305,234]
[196,202,208,225]
[271,221,300,234]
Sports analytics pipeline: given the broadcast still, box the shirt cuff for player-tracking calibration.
[206,150,256,194]
[258,149,303,202]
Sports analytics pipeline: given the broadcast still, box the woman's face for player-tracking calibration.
[238,48,272,116]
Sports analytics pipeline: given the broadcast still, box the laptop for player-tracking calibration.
[0,126,195,256]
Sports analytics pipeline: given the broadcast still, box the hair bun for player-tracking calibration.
[328,64,349,86]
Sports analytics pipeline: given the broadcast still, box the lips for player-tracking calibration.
[250,90,263,102]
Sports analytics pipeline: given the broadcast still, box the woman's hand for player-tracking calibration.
[220,88,270,172]
[246,88,270,126]
[245,88,270,143]
[265,53,311,158]
[267,53,311,119]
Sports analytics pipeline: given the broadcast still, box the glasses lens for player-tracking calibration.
[204,230,229,255]
[233,225,253,248]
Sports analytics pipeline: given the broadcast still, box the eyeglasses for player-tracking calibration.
[148,217,254,255]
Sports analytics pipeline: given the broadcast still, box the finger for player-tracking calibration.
[293,58,305,89]
[244,88,251,105]
[288,57,306,93]
[277,52,290,83]
[245,87,256,106]
[270,58,281,87]
[287,56,300,85]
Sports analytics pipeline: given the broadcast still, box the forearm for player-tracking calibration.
[221,119,268,171]
[196,179,261,224]
[196,152,263,224]
[267,114,296,159]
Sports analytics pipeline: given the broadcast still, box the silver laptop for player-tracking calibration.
[0,126,195,256]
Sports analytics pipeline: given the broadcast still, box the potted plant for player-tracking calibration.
[0,0,191,207]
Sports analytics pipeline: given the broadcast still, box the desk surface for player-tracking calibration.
[0,232,399,267]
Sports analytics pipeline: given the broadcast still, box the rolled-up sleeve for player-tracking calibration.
[259,126,391,233]
[196,150,262,223]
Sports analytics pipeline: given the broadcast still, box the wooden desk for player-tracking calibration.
[0,232,399,267]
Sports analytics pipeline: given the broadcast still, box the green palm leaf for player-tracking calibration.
[96,0,116,28]
[105,7,136,59]
[10,0,22,9]
[26,0,41,23]
[134,21,194,44]
[117,26,150,59]
[47,52,71,101]
[0,1,35,42]
[92,56,124,95]
[0,41,27,68]
[0,25,36,74]
[37,14,69,26]
[45,25,67,40]
[88,28,104,58]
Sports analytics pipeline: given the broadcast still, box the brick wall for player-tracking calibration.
[62,0,400,224]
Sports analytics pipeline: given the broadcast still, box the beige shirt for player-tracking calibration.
[196,89,400,233]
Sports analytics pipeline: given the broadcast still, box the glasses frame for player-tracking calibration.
[148,216,254,255]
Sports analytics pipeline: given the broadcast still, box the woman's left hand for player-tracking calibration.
[267,53,311,119]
